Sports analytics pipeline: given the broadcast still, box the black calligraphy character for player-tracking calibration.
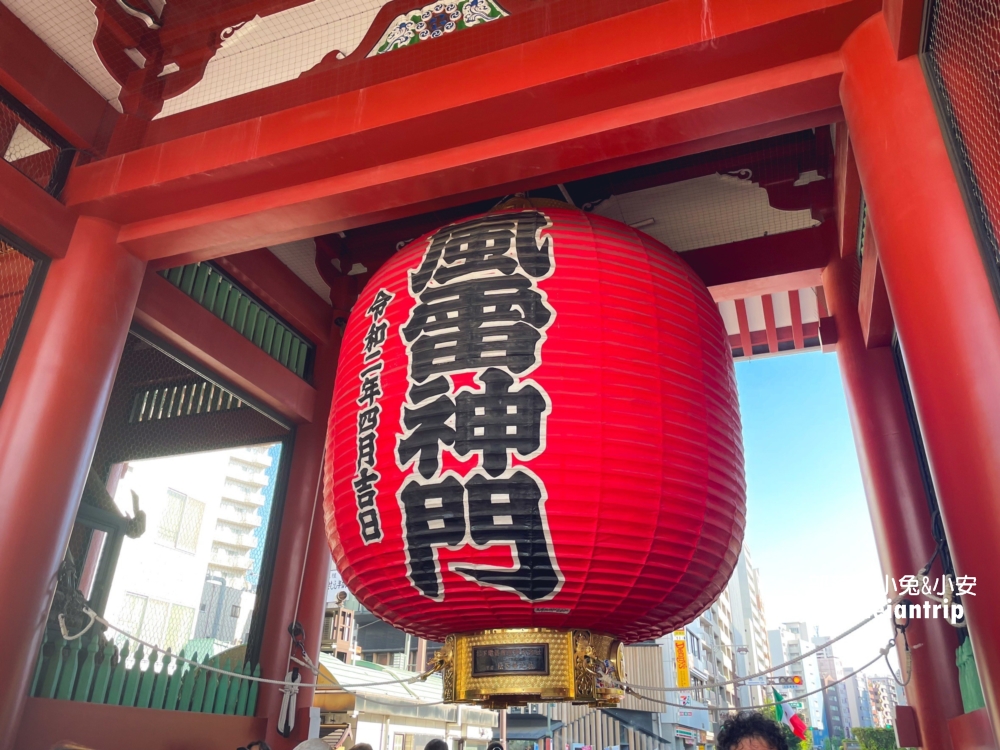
[364,318,388,355]
[402,274,552,382]
[455,368,547,476]
[357,406,380,434]
[453,470,559,601]
[367,289,394,319]
[357,431,378,469]
[432,216,519,286]
[358,507,383,543]
[357,374,383,407]
[399,476,467,599]
[354,466,383,543]
[409,212,553,294]
[353,466,379,509]
[512,211,554,278]
[397,391,456,479]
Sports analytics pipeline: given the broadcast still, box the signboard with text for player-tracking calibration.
[674,630,690,688]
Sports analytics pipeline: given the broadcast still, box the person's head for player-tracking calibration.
[717,712,789,750]
[353,743,375,750]
[424,740,449,750]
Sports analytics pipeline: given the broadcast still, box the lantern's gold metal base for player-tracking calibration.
[434,628,625,709]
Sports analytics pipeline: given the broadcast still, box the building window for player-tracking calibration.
[158,489,205,553]
[231,604,241,618]
[118,592,196,653]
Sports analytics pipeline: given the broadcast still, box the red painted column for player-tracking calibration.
[841,14,1000,738]
[825,256,963,750]
[258,323,341,748]
[0,216,145,750]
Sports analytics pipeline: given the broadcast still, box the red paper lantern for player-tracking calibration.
[324,208,745,645]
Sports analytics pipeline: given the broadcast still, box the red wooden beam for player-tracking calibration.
[834,123,863,260]
[104,0,875,163]
[858,221,894,347]
[61,0,878,261]
[815,284,830,317]
[0,4,117,152]
[734,298,754,358]
[108,64,845,263]
[788,289,806,349]
[17,697,266,750]
[883,0,924,59]
[682,223,836,301]
[0,161,76,259]
[150,108,843,270]
[133,269,316,423]
[761,294,779,353]
[728,320,821,352]
[212,248,333,345]
[947,709,997,750]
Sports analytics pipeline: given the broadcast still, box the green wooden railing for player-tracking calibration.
[160,263,312,379]
[30,629,259,715]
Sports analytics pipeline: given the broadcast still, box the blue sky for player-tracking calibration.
[735,351,893,675]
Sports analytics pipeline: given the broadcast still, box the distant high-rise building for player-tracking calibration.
[843,668,875,729]
[866,676,901,728]
[815,633,853,740]
[727,545,772,707]
[768,623,824,734]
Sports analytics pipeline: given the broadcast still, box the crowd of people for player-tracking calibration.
[242,711,790,750]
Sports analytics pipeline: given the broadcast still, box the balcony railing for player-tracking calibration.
[221,484,266,507]
[209,551,253,570]
[217,504,262,528]
[231,471,269,487]
[213,527,258,549]
[231,449,273,469]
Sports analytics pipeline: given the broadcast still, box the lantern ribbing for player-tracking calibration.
[324,209,746,706]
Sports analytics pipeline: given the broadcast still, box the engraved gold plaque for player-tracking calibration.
[433,628,625,708]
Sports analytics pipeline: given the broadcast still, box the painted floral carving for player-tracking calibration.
[369,0,508,55]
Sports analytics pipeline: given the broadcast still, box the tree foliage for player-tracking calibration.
[852,728,898,750]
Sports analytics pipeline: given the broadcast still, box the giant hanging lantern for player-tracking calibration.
[324,207,745,707]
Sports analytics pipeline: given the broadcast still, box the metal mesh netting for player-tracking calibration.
[569,129,833,254]
[2,0,666,157]
[0,86,72,194]
[925,0,1000,280]
[0,234,45,403]
[59,329,292,669]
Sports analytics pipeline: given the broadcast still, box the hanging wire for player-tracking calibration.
[76,605,443,697]
[611,643,891,711]
[62,570,924,705]
[613,592,906,693]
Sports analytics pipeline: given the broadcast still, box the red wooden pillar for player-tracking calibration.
[258,322,341,748]
[0,216,145,750]
[825,255,963,750]
[841,14,1000,739]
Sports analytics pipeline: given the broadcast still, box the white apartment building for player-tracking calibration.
[768,623,824,734]
[728,546,772,707]
[656,588,737,750]
[103,443,277,657]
